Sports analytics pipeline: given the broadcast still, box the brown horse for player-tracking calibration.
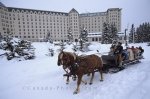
[73,54,103,94]
[57,51,77,84]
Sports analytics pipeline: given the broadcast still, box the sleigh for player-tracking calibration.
[101,54,143,73]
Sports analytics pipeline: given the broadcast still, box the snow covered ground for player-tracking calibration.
[0,42,150,99]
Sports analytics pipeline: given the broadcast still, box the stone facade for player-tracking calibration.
[0,2,121,42]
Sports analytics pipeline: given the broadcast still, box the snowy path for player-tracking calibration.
[0,43,150,99]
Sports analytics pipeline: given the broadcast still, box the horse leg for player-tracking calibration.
[66,75,69,84]
[81,79,87,85]
[99,68,103,81]
[118,54,123,67]
[73,75,82,94]
[87,73,90,76]
[115,55,119,66]
[72,75,77,81]
[89,72,95,85]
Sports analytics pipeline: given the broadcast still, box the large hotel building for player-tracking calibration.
[0,2,122,42]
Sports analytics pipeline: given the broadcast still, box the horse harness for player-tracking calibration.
[60,52,79,76]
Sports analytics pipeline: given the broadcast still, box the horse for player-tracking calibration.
[57,51,77,84]
[73,54,103,94]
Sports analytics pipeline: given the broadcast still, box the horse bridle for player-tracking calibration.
[60,52,79,75]
[59,52,71,74]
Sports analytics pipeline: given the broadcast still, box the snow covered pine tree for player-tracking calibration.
[79,28,88,50]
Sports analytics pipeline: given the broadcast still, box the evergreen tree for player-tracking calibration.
[67,27,73,44]
[148,23,150,42]
[79,27,88,50]
[0,33,2,41]
[80,27,88,42]
[46,31,53,43]
[102,23,118,44]
[135,22,150,43]
[134,28,139,43]
[3,29,13,42]
[102,22,111,44]
[129,24,135,43]
[144,22,150,42]
[136,26,142,43]
[110,24,118,41]
[60,41,65,50]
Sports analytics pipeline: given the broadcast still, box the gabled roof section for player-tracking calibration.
[69,8,78,13]
[0,2,6,7]
[7,7,68,16]
[107,8,122,11]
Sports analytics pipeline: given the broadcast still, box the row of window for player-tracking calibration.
[11,16,68,20]
[70,17,78,19]
[11,18,68,23]
[92,37,101,41]
[17,29,68,32]
[18,25,68,28]
[16,21,68,25]
[1,15,8,19]
[81,23,103,26]
[81,24,102,28]
[81,16,105,21]
[80,19,106,24]
[14,35,45,38]
[70,19,78,22]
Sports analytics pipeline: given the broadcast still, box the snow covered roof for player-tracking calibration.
[117,32,129,36]
[107,8,122,11]
[69,8,78,13]
[0,2,6,7]
[118,32,124,35]
[87,32,127,38]
[87,32,102,37]
[88,32,102,35]
[80,12,107,17]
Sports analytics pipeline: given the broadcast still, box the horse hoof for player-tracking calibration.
[87,74,90,76]
[85,82,87,85]
[73,78,76,81]
[100,80,103,82]
[89,83,92,85]
[66,82,69,84]
[73,91,78,94]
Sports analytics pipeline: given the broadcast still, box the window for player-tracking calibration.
[99,38,101,41]
[95,38,98,41]
[92,38,94,41]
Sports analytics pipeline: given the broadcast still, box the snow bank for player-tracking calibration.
[0,42,150,99]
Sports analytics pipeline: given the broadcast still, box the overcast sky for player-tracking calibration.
[1,0,150,32]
